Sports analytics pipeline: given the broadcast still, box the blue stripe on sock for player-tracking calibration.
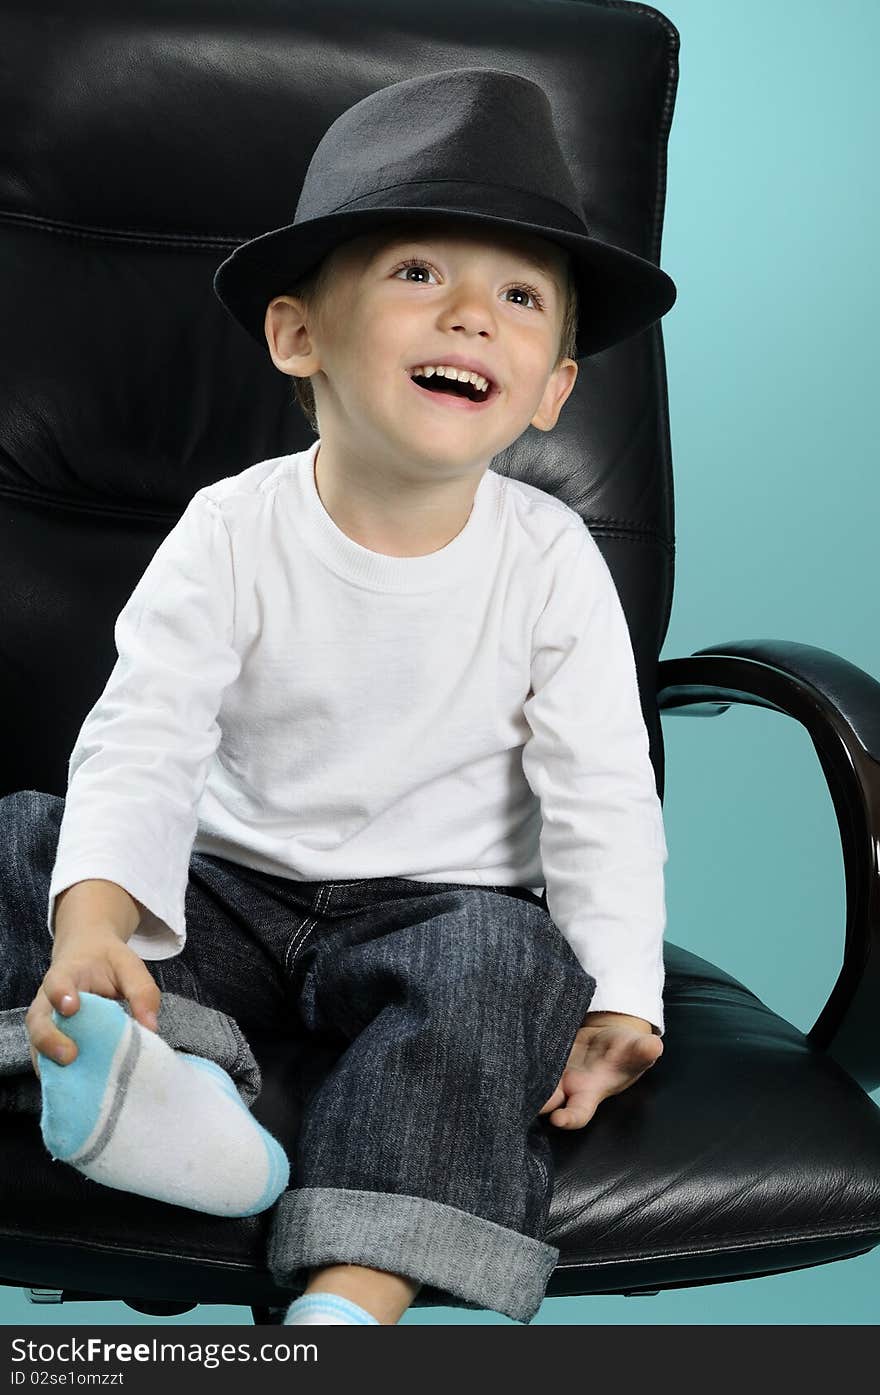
[39,992,131,1159]
[238,1126,290,1215]
[287,1294,379,1325]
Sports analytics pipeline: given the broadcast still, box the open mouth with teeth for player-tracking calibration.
[407,367,496,407]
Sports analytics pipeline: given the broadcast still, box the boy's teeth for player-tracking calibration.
[411,365,491,391]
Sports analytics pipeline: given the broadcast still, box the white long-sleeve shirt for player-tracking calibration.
[47,437,669,1034]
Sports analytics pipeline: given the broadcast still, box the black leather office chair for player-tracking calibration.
[2,0,879,1324]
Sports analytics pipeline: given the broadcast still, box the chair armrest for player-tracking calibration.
[656,638,880,1092]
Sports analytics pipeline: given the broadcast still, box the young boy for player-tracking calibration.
[13,67,676,1326]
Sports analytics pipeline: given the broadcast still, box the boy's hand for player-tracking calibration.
[26,925,161,1080]
[538,1011,663,1129]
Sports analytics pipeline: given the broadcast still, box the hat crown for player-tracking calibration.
[212,65,677,360]
[295,67,584,226]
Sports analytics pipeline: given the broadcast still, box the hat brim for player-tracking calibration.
[213,205,676,361]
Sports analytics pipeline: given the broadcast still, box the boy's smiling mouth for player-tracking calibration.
[406,364,500,411]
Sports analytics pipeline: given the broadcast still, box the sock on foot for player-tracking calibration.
[38,990,289,1216]
[284,1293,380,1325]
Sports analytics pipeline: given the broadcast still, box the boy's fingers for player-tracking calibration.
[26,996,79,1068]
[539,1084,565,1115]
[26,973,89,1066]
[550,1101,593,1129]
[26,957,161,1073]
[54,988,79,1014]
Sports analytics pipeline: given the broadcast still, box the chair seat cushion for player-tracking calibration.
[1,941,879,1312]
[543,941,880,1300]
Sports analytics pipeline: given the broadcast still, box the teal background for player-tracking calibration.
[2,0,878,1328]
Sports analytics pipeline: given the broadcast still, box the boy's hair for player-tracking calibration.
[281,238,579,435]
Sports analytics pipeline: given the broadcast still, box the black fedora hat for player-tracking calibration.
[213,66,677,360]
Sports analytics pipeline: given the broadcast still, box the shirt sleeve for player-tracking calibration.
[520,523,669,1037]
[47,489,242,960]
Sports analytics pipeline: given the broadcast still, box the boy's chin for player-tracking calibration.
[385,434,502,470]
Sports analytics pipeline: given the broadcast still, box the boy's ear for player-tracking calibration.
[264,295,320,379]
[531,358,579,432]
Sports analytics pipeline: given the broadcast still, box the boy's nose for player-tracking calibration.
[435,290,497,334]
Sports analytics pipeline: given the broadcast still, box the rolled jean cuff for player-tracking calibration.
[267,1186,559,1324]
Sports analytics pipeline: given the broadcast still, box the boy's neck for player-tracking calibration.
[312,442,486,559]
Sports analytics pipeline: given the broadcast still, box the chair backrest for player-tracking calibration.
[1,0,679,803]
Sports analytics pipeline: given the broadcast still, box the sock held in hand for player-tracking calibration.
[38,991,289,1216]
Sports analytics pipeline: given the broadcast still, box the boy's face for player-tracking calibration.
[265,217,578,476]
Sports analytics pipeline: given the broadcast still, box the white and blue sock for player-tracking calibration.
[38,990,289,1216]
[284,1294,380,1325]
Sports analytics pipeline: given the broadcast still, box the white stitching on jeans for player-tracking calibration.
[285,915,316,973]
[285,884,334,973]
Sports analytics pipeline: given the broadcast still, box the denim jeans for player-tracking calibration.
[0,789,597,1324]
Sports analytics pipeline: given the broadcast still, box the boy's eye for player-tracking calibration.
[393,259,544,310]
[504,284,544,310]
[394,260,438,286]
